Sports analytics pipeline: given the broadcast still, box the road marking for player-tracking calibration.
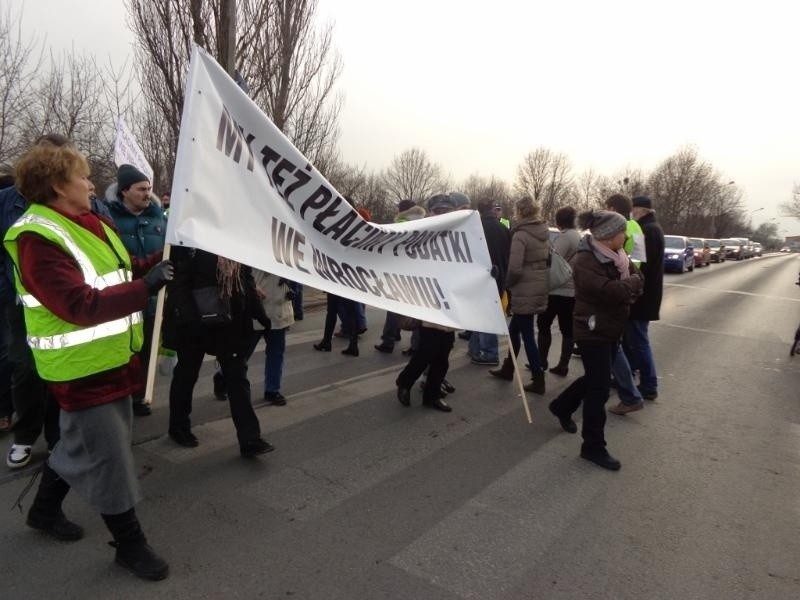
[665,283,800,303]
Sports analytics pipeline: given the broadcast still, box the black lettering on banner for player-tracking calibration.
[260,144,281,189]
[241,131,256,171]
[434,278,450,309]
[271,217,304,269]
[300,185,333,219]
[324,255,351,287]
[396,275,421,306]
[372,270,396,301]
[272,158,297,192]
[437,232,452,261]
[339,219,368,247]
[376,231,403,254]
[461,231,473,262]
[341,263,367,292]
[423,277,441,308]
[284,166,312,201]
[384,273,407,303]
[216,106,243,163]
[412,276,431,307]
[323,210,357,240]
[313,196,343,232]
[312,247,334,282]
[292,230,309,274]
[429,234,445,262]
[350,224,378,249]
[356,266,381,296]
[446,231,470,263]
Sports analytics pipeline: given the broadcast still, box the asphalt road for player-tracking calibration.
[1,253,799,599]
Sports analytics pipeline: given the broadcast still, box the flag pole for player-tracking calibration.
[143,245,171,405]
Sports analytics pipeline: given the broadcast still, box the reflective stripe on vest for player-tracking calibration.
[19,268,131,308]
[27,311,143,350]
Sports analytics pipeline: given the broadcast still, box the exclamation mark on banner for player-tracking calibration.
[434,280,450,310]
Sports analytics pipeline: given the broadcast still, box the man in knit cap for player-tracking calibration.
[108,165,167,417]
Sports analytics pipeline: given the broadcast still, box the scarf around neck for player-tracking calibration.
[593,239,630,279]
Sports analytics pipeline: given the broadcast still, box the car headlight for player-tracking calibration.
[668,253,679,259]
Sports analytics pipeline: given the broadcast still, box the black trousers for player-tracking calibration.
[396,327,454,403]
[537,294,575,338]
[169,346,261,445]
[320,294,358,343]
[549,341,615,453]
[5,302,58,447]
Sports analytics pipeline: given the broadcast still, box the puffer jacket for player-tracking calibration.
[505,218,550,314]
[252,269,294,330]
[571,236,643,343]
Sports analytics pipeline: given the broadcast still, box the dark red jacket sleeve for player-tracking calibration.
[17,233,150,327]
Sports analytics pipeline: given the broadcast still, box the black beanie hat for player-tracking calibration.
[117,164,149,192]
[632,195,652,209]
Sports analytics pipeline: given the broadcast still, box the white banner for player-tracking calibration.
[166,46,507,335]
[113,116,154,182]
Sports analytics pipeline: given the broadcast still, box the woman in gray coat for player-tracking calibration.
[490,196,550,393]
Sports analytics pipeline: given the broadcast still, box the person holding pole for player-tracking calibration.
[5,140,173,580]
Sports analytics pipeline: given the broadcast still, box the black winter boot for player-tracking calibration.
[103,509,169,581]
[524,369,546,394]
[26,463,84,541]
[489,356,514,381]
[548,336,573,377]
[341,333,359,356]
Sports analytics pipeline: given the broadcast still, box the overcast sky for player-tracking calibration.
[12,0,800,235]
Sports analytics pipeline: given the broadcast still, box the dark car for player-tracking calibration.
[706,239,726,263]
[689,237,710,268]
[664,235,695,273]
[722,238,744,260]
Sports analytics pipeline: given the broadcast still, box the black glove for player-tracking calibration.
[142,260,174,293]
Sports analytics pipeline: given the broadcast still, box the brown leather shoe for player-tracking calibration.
[608,401,644,416]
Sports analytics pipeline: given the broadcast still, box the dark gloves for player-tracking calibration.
[142,260,174,293]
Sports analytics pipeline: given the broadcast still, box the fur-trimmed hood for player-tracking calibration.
[395,205,426,222]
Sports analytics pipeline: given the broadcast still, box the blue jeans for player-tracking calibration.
[625,320,657,391]
[290,282,303,318]
[612,344,642,406]
[380,312,399,348]
[468,331,499,362]
[508,313,542,372]
[245,327,287,394]
[337,302,367,332]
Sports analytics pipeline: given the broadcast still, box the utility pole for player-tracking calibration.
[219,0,237,77]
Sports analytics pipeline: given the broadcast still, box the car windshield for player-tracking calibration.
[664,236,685,248]
[707,240,720,248]
[721,239,738,245]
[689,238,703,247]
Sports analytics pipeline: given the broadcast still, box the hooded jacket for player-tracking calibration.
[505,218,550,314]
[571,236,643,343]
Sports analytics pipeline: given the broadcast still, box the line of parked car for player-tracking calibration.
[664,236,763,273]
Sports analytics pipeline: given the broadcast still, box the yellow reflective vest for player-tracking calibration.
[3,204,143,382]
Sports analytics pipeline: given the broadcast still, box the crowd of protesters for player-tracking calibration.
[0,133,664,582]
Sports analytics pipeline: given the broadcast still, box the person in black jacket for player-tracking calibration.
[627,196,665,400]
[467,197,511,365]
[163,247,273,456]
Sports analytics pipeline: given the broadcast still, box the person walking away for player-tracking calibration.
[537,206,580,377]
[626,196,665,400]
[375,199,426,353]
[108,165,167,417]
[490,196,549,394]
[604,194,646,415]
[395,193,460,412]
[6,140,173,579]
[468,197,511,366]
[163,247,274,456]
[548,211,643,470]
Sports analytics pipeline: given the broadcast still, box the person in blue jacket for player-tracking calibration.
[107,165,167,417]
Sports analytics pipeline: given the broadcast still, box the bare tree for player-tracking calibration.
[0,6,42,163]
[780,183,800,220]
[383,147,444,204]
[514,147,574,222]
[126,0,342,183]
[461,173,511,210]
[570,168,604,212]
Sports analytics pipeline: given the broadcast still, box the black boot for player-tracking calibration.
[26,463,84,541]
[548,336,573,377]
[524,369,546,394]
[103,508,169,581]
[489,356,514,381]
[342,334,359,356]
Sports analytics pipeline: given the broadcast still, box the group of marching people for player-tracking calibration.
[386,190,664,473]
[0,133,663,583]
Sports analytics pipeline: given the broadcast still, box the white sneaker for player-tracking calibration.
[6,444,32,469]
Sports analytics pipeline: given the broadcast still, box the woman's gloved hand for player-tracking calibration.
[143,260,175,293]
